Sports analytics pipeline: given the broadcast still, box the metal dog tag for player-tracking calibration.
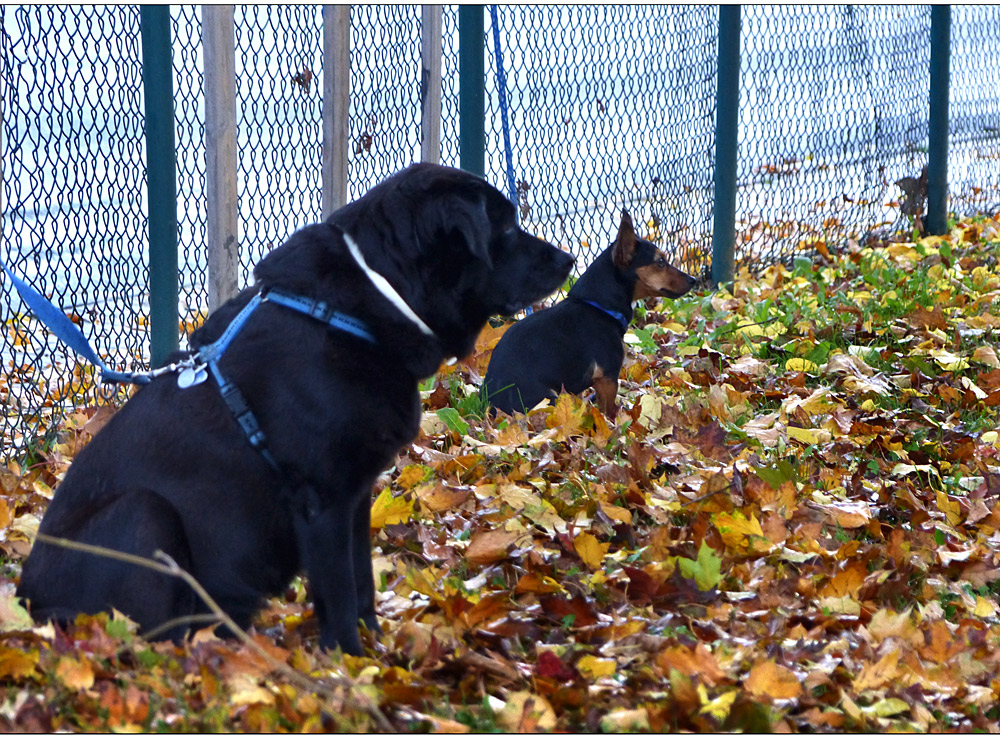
[177,366,208,388]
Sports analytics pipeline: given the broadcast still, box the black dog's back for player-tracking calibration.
[485,211,695,417]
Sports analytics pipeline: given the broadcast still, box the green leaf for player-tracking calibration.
[678,541,723,591]
[756,460,796,489]
[436,407,469,436]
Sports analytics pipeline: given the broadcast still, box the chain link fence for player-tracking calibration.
[3,5,1000,460]
[950,5,1000,218]
[737,6,931,269]
[2,5,147,457]
[476,5,717,276]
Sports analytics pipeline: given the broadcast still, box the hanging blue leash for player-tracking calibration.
[490,5,518,212]
[0,258,151,385]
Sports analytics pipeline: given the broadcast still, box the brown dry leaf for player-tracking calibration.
[465,529,520,566]
[415,482,469,513]
[908,305,948,331]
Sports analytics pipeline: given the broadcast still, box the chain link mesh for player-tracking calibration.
[2,5,146,458]
[950,5,1000,217]
[478,6,718,276]
[737,6,931,270]
[3,5,1000,461]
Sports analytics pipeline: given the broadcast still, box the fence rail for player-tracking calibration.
[2,4,1000,460]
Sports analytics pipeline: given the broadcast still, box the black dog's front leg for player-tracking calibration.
[352,497,380,633]
[293,489,365,655]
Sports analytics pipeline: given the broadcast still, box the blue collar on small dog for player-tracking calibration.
[581,299,629,331]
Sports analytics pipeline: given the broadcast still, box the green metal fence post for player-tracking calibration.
[712,5,741,288]
[140,6,179,367]
[459,5,485,178]
[927,6,951,236]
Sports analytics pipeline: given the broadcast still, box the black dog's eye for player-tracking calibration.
[656,257,667,268]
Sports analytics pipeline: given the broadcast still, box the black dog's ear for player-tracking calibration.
[613,210,637,269]
[423,193,492,266]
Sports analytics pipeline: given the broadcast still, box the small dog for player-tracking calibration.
[18,163,574,654]
[485,210,695,417]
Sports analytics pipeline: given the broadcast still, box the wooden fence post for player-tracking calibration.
[202,5,239,311]
[322,5,351,217]
[421,5,443,164]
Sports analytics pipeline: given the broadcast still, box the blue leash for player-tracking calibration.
[1,257,375,471]
[0,258,150,385]
[490,5,518,212]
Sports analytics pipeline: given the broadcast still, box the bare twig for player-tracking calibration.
[33,533,393,732]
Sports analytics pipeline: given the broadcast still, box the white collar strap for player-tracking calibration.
[342,231,437,338]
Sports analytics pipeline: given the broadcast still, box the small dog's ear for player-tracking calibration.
[613,210,636,269]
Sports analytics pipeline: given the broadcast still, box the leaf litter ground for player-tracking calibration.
[1,217,1000,731]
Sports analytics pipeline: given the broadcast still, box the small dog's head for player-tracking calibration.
[612,210,696,300]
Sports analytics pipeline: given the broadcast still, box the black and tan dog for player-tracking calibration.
[485,210,695,417]
[18,163,573,655]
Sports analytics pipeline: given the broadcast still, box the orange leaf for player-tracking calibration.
[819,561,866,599]
[56,655,95,691]
[744,659,802,701]
[852,649,900,692]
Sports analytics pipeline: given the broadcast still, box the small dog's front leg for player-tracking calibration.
[592,374,619,418]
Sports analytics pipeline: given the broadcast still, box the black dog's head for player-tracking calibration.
[254,163,573,375]
[612,210,696,300]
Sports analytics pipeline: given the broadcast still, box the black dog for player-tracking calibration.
[485,210,695,417]
[18,163,573,654]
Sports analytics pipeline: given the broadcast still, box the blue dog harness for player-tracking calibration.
[3,227,437,473]
[177,287,376,471]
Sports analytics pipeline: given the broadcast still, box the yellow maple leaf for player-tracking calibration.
[785,357,818,372]
[573,531,610,570]
[786,426,832,445]
[547,393,585,440]
[0,647,38,680]
[577,655,617,679]
[935,490,963,527]
[713,511,765,553]
[370,487,413,529]
[697,685,738,721]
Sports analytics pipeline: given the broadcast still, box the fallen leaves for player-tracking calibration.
[1,217,1000,730]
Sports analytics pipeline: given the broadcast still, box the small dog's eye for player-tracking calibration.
[656,257,667,267]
